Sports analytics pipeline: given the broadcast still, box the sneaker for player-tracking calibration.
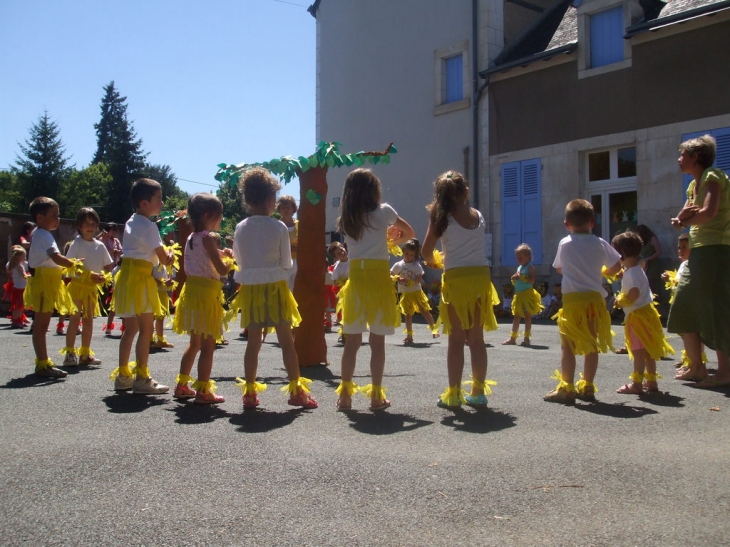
[288,391,318,409]
[464,394,488,407]
[36,366,68,378]
[543,388,576,405]
[133,377,170,395]
[62,352,79,367]
[114,375,134,391]
[173,384,196,400]
[195,391,225,404]
[79,356,102,366]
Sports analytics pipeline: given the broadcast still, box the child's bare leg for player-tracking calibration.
[244,327,264,382]
[404,315,414,342]
[275,324,300,380]
[618,349,646,394]
[106,310,115,329]
[419,305,439,337]
[466,304,487,395]
[715,350,730,382]
[583,352,599,383]
[677,332,707,378]
[447,304,467,387]
[196,335,216,382]
[119,316,138,366]
[66,310,81,350]
[522,315,532,346]
[339,332,362,407]
[179,333,201,378]
[503,315,520,345]
[560,335,577,384]
[368,333,387,405]
[135,313,154,370]
[32,311,52,361]
[155,318,164,339]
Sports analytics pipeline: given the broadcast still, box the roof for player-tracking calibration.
[482,0,730,76]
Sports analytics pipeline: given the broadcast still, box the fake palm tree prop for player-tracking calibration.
[216,141,397,366]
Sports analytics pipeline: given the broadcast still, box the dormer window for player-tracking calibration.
[590,6,624,67]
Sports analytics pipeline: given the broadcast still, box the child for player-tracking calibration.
[611,231,674,394]
[334,168,414,411]
[62,207,113,367]
[502,243,543,347]
[18,221,35,251]
[544,199,622,404]
[4,245,30,328]
[230,167,317,409]
[390,238,438,344]
[24,197,77,378]
[328,241,349,343]
[172,193,232,404]
[109,178,175,394]
[151,262,175,349]
[500,283,514,317]
[276,195,298,290]
[422,171,498,409]
[99,222,122,336]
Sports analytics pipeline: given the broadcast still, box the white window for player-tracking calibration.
[434,41,470,115]
[585,146,637,240]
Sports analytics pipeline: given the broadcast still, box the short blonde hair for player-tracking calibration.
[515,243,532,260]
[679,134,716,169]
[276,195,297,214]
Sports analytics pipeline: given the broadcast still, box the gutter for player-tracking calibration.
[481,42,577,76]
[624,0,730,38]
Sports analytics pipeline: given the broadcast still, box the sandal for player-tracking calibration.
[403,337,414,345]
[242,394,260,409]
[616,382,643,394]
[615,347,628,354]
[336,398,352,411]
[288,392,318,409]
[675,370,708,382]
[369,399,391,411]
[643,381,659,393]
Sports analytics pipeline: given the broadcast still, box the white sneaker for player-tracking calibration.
[62,352,78,367]
[133,377,169,395]
[114,375,134,391]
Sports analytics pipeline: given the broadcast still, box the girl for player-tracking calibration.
[63,207,114,366]
[390,238,438,344]
[276,195,298,290]
[502,243,543,347]
[335,168,414,411]
[611,231,674,394]
[230,168,317,409]
[422,171,497,409]
[172,193,232,404]
[4,245,30,328]
[151,262,175,349]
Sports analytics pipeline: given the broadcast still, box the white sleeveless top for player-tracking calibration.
[441,211,488,270]
[184,231,219,280]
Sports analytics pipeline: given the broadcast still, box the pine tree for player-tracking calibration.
[13,110,73,207]
[93,81,147,222]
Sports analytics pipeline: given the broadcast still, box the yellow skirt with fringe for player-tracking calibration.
[555,291,613,355]
[625,303,675,361]
[336,259,400,331]
[67,271,103,318]
[229,279,301,328]
[111,258,162,317]
[172,276,226,339]
[439,266,498,335]
[155,290,171,320]
[24,267,76,315]
[512,287,544,318]
[399,290,431,316]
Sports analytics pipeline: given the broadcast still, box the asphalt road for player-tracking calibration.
[0,318,728,547]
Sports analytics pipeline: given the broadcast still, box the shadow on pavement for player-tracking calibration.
[573,401,659,418]
[102,393,169,413]
[0,374,65,389]
[440,407,517,433]
[168,403,235,424]
[401,342,440,349]
[229,408,304,433]
[639,391,685,407]
[343,411,432,435]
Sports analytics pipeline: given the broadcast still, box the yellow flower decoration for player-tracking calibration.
[387,239,403,257]
[222,255,239,272]
[165,242,182,271]
[601,265,618,284]
[63,258,85,278]
[614,291,634,309]
[663,270,678,292]
[427,249,444,270]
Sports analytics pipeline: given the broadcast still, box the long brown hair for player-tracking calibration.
[336,168,381,241]
[426,171,468,238]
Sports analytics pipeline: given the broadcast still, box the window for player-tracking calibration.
[434,41,470,115]
[332,197,340,208]
[501,159,542,266]
[590,6,624,68]
[585,146,637,240]
[681,127,730,197]
[444,55,463,103]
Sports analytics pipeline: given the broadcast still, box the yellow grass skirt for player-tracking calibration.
[336,259,400,331]
[398,290,431,316]
[155,290,171,320]
[624,303,675,361]
[229,279,301,328]
[439,266,498,335]
[111,258,162,317]
[512,287,544,318]
[67,271,104,318]
[555,291,613,355]
[172,276,226,338]
[24,267,75,315]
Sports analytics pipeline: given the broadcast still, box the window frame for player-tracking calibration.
[434,41,470,116]
[577,0,632,79]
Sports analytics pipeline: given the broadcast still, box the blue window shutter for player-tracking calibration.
[521,159,542,264]
[445,55,463,103]
[501,162,521,267]
[590,7,624,68]
[713,127,730,173]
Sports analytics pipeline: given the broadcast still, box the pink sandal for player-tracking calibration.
[616,383,643,395]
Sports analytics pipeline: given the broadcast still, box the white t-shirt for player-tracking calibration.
[676,260,688,283]
[391,259,424,293]
[620,265,653,316]
[441,211,488,270]
[233,216,292,285]
[332,260,350,283]
[552,233,621,294]
[343,203,398,261]
[8,261,29,288]
[66,236,113,274]
[28,228,61,269]
[122,214,163,264]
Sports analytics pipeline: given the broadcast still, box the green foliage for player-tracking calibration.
[58,163,113,219]
[0,171,24,213]
[216,176,248,239]
[142,163,187,203]
[12,110,73,206]
[215,141,397,188]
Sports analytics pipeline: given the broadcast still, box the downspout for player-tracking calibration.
[472,0,490,209]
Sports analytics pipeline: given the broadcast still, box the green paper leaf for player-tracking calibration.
[380,155,390,165]
[305,189,321,205]
[217,163,228,169]
[372,155,380,165]
[390,145,398,154]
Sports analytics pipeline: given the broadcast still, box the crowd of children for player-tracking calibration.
[7,134,727,412]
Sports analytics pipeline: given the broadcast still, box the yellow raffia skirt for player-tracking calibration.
[555,291,613,355]
[24,267,76,315]
[624,303,675,361]
[111,258,162,317]
[155,289,171,320]
[439,266,498,335]
[67,271,104,318]
[336,259,400,331]
[229,279,301,328]
[172,276,226,338]
[398,290,431,316]
[512,287,544,318]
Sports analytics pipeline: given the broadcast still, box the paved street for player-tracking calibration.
[0,318,728,547]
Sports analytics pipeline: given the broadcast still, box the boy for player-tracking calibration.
[25,197,78,378]
[110,179,174,394]
[544,199,622,404]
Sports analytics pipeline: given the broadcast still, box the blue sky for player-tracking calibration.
[0,0,316,200]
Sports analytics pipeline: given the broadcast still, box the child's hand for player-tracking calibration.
[220,248,234,258]
[165,250,175,266]
[511,272,519,280]
[661,272,669,281]
[387,225,403,241]
[164,278,174,287]
[91,272,105,284]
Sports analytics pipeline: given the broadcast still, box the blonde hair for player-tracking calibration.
[336,168,381,241]
[515,243,532,260]
[679,134,716,169]
[8,245,26,269]
[276,195,297,214]
[426,171,468,238]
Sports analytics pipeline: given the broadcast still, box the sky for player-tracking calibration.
[0,0,316,201]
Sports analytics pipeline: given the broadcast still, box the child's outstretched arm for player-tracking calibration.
[604,260,622,278]
[155,245,175,266]
[421,221,437,266]
[49,251,77,269]
[389,216,415,245]
[526,264,536,284]
[202,232,231,276]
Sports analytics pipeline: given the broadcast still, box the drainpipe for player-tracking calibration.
[472,0,490,209]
